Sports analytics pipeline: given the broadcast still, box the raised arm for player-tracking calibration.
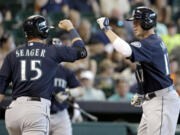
[57,19,87,60]
[97,17,132,57]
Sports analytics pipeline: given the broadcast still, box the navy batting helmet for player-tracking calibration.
[127,7,157,30]
[23,15,54,39]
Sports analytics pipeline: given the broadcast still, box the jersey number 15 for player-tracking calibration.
[20,60,42,81]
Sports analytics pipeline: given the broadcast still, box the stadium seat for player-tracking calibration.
[81,12,98,29]
[0,0,19,4]
[47,12,65,26]
[102,88,114,98]
[9,3,22,17]
[2,20,17,31]
[26,2,34,10]
[15,10,34,21]
[12,28,25,45]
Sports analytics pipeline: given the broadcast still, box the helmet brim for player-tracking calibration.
[48,26,55,29]
[126,17,134,21]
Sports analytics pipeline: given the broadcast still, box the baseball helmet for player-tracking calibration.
[127,7,157,30]
[23,15,54,39]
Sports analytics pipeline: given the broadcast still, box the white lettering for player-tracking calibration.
[54,78,67,88]
[16,49,46,57]
[30,49,35,56]
[25,49,30,56]
[20,49,24,56]
[16,50,20,57]
[35,49,40,56]
[40,50,46,57]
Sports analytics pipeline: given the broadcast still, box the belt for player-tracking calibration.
[13,97,41,102]
[145,85,175,100]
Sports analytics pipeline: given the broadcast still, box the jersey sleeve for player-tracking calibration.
[129,41,152,62]
[66,68,81,88]
[54,45,78,62]
[0,54,12,94]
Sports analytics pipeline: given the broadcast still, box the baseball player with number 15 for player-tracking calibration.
[97,6,180,135]
[0,15,87,135]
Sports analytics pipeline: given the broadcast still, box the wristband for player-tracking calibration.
[72,37,82,43]
[69,29,80,40]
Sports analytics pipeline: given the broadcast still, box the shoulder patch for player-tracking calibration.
[131,41,141,48]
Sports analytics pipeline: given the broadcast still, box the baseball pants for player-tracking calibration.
[5,97,51,135]
[138,89,180,135]
[49,109,72,135]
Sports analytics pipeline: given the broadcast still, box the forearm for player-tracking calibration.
[69,29,87,59]
[97,17,132,57]
[59,19,85,47]
[104,29,119,43]
[105,30,132,57]
[69,29,84,47]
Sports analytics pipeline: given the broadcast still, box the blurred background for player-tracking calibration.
[0,0,180,134]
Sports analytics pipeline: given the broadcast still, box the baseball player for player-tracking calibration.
[97,7,180,135]
[0,15,87,135]
[48,38,82,135]
[49,64,81,135]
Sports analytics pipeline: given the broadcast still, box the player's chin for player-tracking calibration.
[134,32,141,39]
[136,31,144,39]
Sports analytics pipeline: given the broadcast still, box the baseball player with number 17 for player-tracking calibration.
[97,6,180,135]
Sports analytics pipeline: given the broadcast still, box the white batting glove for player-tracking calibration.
[55,91,70,103]
[97,17,110,30]
[131,93,144,107]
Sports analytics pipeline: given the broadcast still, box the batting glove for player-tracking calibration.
[131,93,144,107]
[55,91,70,103]
[97,17,111,31]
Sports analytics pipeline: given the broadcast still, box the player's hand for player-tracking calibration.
[131,93,144,107]
[97,17,110,29]
[55,91,70,103]
[58,19,74,31]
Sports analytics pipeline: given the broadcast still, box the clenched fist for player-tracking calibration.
[97,17,110,30]
[58,19,74,31]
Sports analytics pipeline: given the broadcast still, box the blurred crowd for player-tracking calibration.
[0,0,180,102]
